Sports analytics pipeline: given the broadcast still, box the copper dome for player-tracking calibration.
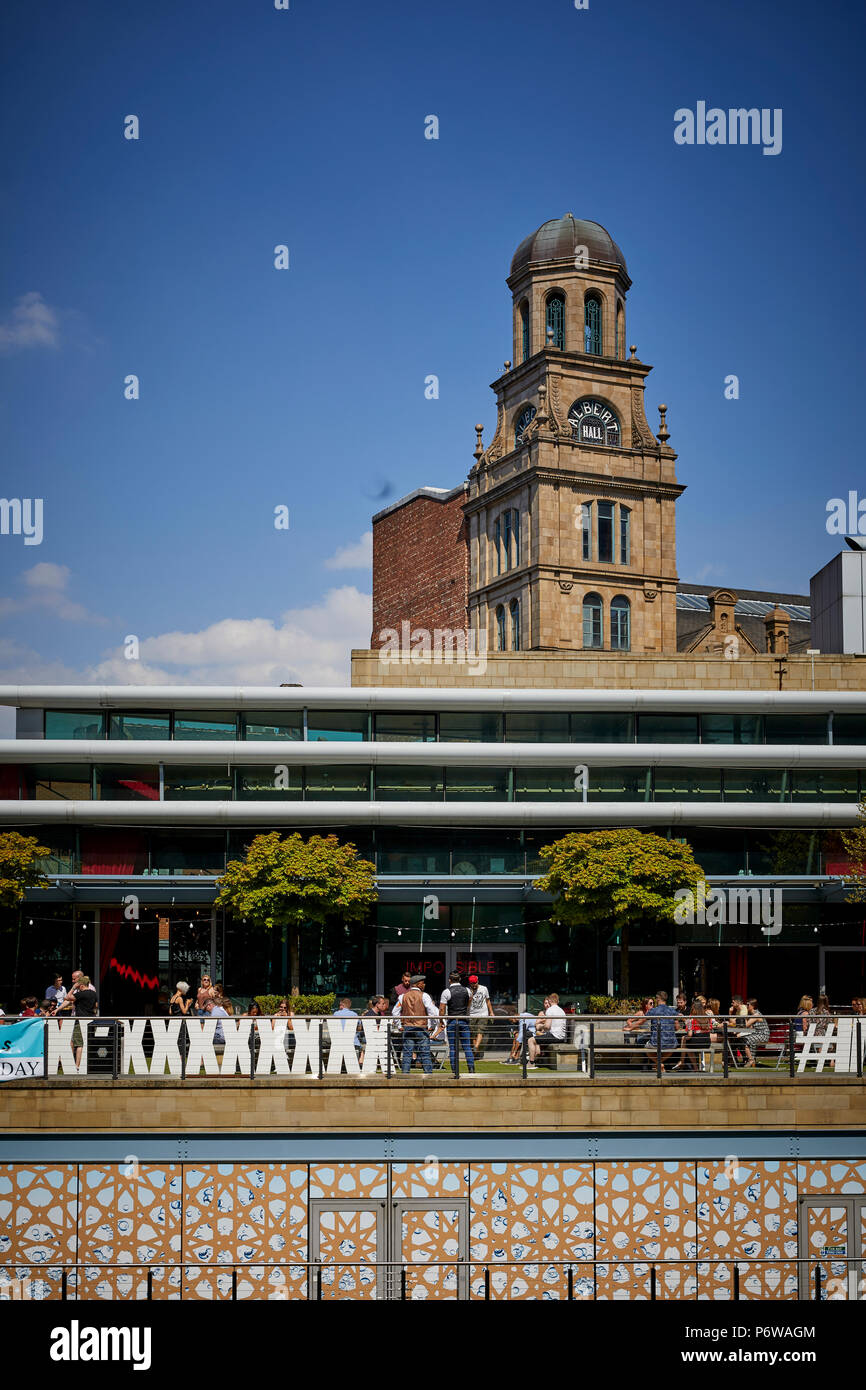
[510,214,627,277]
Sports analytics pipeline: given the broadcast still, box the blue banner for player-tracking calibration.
[0,1018,45,1080]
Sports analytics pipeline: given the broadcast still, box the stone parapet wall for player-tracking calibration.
[351,648,866,691]
[4,1076,864,1134]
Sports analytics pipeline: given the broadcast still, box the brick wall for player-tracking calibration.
[371,488,469,646]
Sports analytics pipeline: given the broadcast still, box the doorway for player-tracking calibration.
[799,1197,864,1300]
[309,1198,469,1300]
[377,943,524,1008]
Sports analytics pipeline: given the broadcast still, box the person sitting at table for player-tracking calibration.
[623,997,654,1045]
[741,997,771,1067]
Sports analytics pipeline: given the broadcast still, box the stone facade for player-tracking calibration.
[351,647,866,691]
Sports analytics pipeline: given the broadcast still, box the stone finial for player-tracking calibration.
[474,423,484,461]
[629,344,638,360]
[537,382,549,426]
[658,403,670,443]
[764,605,790,655]
[504,360,511,373]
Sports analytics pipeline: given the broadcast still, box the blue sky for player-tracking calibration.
[1,0,864,696]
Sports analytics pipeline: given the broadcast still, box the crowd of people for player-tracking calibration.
[622,989,866,1071]
[3,971,864,1076]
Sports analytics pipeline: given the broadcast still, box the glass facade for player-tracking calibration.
[45,710,105,739]
[28,705,856,745]
[109,713,170,740]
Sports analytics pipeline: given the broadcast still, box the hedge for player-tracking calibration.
[254,993,336,1016]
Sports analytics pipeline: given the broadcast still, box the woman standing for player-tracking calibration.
[195,975,216,1016]
[169,981,192,1017]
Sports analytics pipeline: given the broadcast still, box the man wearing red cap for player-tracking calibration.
[468,974,493,1058]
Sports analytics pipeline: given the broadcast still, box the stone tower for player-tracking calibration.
[465,214,683,654]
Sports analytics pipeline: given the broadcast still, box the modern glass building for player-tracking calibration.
[2,683,865,1014]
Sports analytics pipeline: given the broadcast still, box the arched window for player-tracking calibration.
[496,604,506,652]
[510,598,520,651]
[597,500,614,563]
[580,501,593,561]
[520,300,530,362]
[495,508,521,572]
[583,593,603,649]
[619,505,631,565]
[616,302,625,360]
[546,292,565,350]
[611,595,631,651]
[584,294,603,354]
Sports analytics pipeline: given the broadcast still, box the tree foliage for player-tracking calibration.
[840,802,866,903]
[215,832,378,929]
[0,831,51,911]
[534,827,705,928]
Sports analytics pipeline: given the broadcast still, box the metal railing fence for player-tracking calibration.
[3,1012,863,1081]
[0,1256,860,1302]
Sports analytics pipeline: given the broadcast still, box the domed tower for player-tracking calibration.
[466,214,683,656]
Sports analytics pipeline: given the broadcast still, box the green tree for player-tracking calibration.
[0,831,51,996]
[0,831,50,910]
[215,832,378,995]
[840,802,866,903]
[534,828,705,996]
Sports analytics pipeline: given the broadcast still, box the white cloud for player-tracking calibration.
[0,585,373,690]
[324,531,373,570]
[0,292,60,352]
[0,563,106,623]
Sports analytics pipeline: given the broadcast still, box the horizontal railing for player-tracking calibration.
[2,1012,863,1081]
[0,1256,859,1301]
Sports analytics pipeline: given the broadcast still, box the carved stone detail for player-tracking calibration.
[643,588,658,602]
[630,385,658,451]
[558,581,574,593]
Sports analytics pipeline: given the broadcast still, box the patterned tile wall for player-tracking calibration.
[1,1158,865,1300]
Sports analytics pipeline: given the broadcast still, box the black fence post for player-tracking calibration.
[61,1268,68,1301]
[484,1266,491,1301]
[589,1020,595,1080]
[454,1019,459,1078]
[386,1020,392,1079]
[401,1267,407,1301]
[231,1268,237,1301]
[650,1265,657,1301]
[857,1017,863,1080]
[316,1264,323,1301]
[249,1020,256,1081]
[42,1017,49,1080]
[733,1263,740,1301]
[180,1019,187,1081]
[147,1267,153,1301]
[112,1020,119,1081]
[814,1263,821,1301]
[521,1027,528,1081]
[722,1021,729,1079]
[656,1025,662,1078]
[567,1266,574,1301]
[789,1017,796,1078]
[318,1019,324,1080]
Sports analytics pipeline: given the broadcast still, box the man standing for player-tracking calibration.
[46,975,67,1009]
[204,994,228,1047]
[333,995,361,1053]
[468,975,494,1058]
[644,989,679,1071]
[72,974,98,1067]
[439,970,474,1077]
[359,995,388,1069]
[394,973,437,1075]
[389,971,412,1009]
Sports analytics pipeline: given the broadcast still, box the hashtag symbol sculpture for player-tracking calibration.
[797,1023,838,1073]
